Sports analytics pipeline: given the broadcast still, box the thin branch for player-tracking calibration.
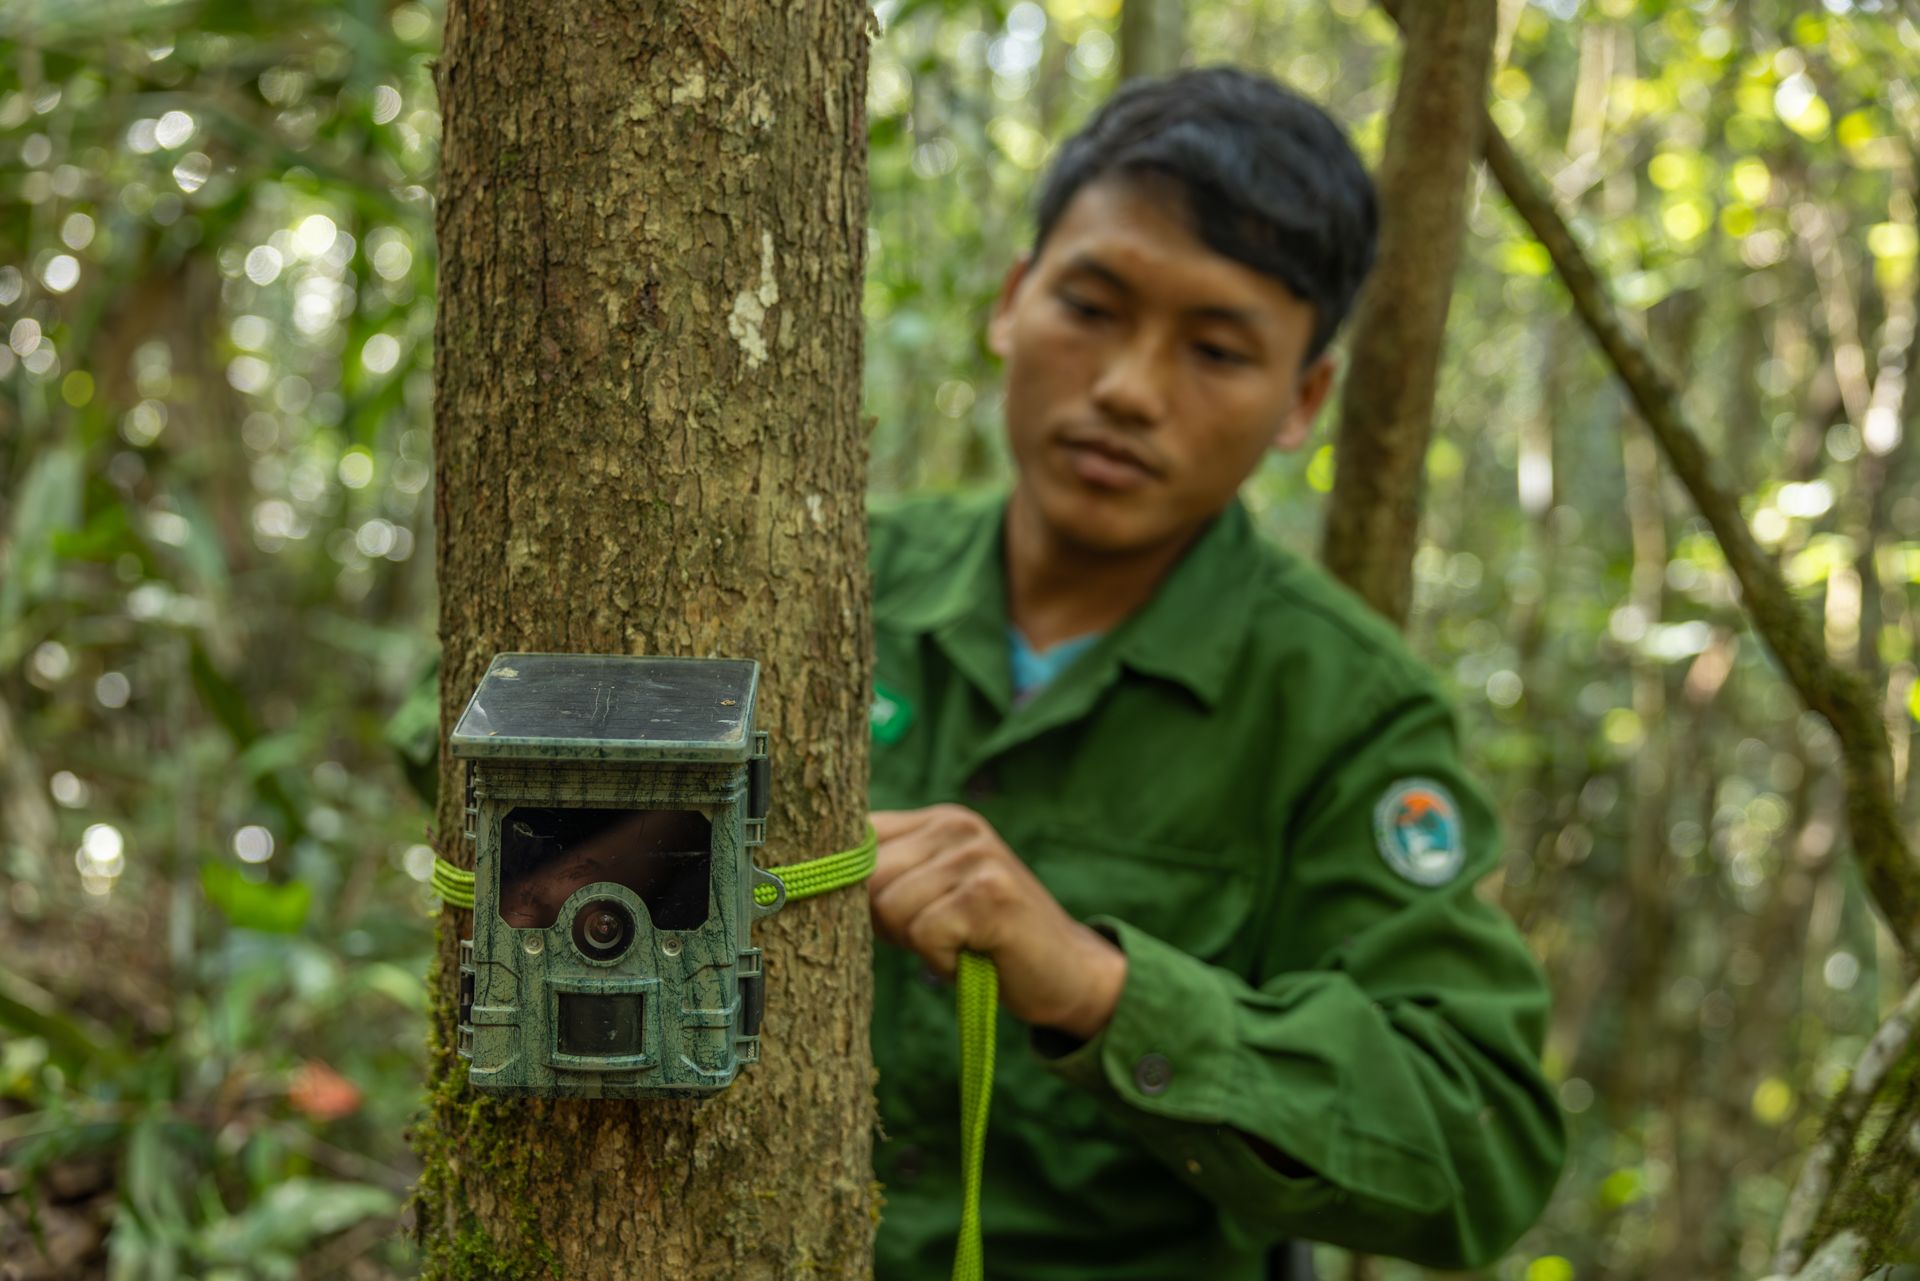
[1761,1230,1868,1281]
[1770,974,1920,1273]
[1474,113,1920,960]
[1367,5,1920,1254]
[1357,13,1920,959]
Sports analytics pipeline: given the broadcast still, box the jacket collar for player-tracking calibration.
[1111,498,1257,710]
[878,489,1256,713]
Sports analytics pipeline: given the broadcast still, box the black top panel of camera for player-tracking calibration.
[450,653,760,763]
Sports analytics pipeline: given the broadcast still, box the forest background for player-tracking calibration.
[2,0,1919,1278]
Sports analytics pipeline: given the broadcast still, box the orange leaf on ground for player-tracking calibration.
[288,1059,362,1122]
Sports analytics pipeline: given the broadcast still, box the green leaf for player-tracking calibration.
[0,969,129,1076]
[198,1178,397,1264]
[200,863,312,935]
[190,641,307,840]
[0,444,84,632]
[47,502,135,561]
[161,486,233,596]
[189,641,259,745]
[237,732,314,782]
[383,652,440,806]
[124,1117,190,1233]
[353,961,427,1013]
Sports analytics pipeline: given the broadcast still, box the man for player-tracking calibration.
[864,66,1565,1280]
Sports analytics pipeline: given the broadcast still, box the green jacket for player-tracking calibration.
[867,489,1565,1280]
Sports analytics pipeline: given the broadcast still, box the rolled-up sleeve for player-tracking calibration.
[1038,684,1566,1269]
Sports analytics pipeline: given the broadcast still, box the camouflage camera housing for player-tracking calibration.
[449,653,783,1098]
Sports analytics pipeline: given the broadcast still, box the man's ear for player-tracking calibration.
[1273,351,1336,452]
[986,252,1033,360]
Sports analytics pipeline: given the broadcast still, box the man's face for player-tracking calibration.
[987,174,1335,555]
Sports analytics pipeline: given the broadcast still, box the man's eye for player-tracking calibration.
[1195,344,1250,366]
[1058,293,1111,321]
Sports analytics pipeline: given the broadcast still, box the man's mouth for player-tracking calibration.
[1056,433,1158,491]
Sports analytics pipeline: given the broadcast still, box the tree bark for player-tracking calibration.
[414,3,877,1278]
[1322,0,1498,626]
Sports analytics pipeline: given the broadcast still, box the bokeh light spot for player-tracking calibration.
[60,212,95,250]
[1751,1077,1794,1125]
[95,672,131,708]
[30,640,72,683]
[338,449,376,489]
[245,245,284,285]
[361,333,401,375]
[42,254,80,293]
[49,771,90,807]
[234,825,275,863]
[154,109,195,148]
[294,214,338,258]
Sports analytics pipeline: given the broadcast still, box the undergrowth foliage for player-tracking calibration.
[4,0,1920,1276]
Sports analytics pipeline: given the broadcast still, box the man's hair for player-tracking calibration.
[1030,66,1378,364]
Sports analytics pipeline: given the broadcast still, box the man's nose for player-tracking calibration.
[1090,333,1170,428]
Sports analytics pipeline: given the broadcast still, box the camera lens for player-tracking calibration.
[571,898,635,961]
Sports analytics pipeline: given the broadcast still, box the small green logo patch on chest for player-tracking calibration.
[871,682,913,744]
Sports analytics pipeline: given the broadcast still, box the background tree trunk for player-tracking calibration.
[1319,9,1499,1276]
[1322,0,1498,626]
[413,3,877,1277]
[1118,0,1185,81]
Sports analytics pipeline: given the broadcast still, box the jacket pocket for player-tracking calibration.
[1027,823,1255,964]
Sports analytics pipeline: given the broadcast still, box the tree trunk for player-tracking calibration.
[1321,0,1497,626]
[413,3,877,1278]
[1318,17,1496,1281]
[1118,0,1184,81]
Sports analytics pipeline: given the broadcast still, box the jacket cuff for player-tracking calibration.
[1031,917,1341,1220]
[1043,915,1252,1121]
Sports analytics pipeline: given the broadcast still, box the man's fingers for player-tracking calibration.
[866,806,1014,973]
[899,883,975,980]
[871,807,943,842]
[869,847,967,943]
[868,810,958,894]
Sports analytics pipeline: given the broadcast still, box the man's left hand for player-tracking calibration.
[869,805,1127,1040]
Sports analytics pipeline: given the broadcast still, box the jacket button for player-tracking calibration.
[1133,1053,1173,1096]
[963,767,997,805]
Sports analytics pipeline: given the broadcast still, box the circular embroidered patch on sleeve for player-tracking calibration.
[1372,778,1466,887]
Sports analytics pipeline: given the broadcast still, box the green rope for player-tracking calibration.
[430,819,996,1281]
[951,951,996,1281]
[432,858,475,910]
[753,824,877,905]
[429,825,878,914]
